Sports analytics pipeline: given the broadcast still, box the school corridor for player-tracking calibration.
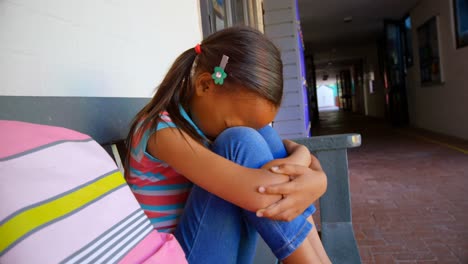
[313,110,468,263]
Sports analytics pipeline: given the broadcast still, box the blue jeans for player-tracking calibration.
[174,126,316,264]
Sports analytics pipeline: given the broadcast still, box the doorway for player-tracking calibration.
[381,19,410,126]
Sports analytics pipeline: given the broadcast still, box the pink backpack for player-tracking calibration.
[0,120,187,264]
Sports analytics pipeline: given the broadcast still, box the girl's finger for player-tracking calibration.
[270,164,308,177]
[256,197,282,217]
[257,197,292,219]
[262,180,297,195]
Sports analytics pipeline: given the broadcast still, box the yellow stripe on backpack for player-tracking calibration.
[0,171,125,253]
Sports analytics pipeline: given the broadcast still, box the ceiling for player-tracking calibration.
[297,0,421,51]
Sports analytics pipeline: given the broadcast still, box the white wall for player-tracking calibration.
[408,0,468,140]
[317,85,335,108]
[0,1,202,97]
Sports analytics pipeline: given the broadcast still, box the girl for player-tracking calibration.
[125,26,331,264]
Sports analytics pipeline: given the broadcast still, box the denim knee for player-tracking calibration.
[257,126,288,159]
[211,127,274,169]
[214,127,263,146]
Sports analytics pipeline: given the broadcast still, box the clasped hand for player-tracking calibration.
[256,155,327,222]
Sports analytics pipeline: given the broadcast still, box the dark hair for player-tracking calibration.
[125,26,283,169]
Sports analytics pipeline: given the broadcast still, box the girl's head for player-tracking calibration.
[190,26,283,106]
[129,26,283,144]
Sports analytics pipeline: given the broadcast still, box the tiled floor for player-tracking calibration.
[313,110,468,264]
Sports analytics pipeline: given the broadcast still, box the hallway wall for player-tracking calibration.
[0,1,202,98]
[360,43,386,119]
[407,0,468,140]
[313,42,386,118]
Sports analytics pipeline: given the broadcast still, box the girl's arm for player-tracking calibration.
[282,139,311,167]
[148,127,288,212]
[260,139,311,170]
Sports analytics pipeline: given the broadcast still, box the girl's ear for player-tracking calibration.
[194,72,214,96]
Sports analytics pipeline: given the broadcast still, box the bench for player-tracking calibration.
[1,96,362,263]
[253,134,362,264]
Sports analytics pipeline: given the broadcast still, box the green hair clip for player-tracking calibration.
[212,55,229,85]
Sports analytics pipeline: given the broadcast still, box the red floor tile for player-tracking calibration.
[314,111,468,264]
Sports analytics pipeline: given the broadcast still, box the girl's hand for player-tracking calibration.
[256,157,327,221]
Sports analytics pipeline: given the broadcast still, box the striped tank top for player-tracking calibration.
[126,106,206,233]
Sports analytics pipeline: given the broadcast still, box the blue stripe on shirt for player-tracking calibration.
[141,203,185,211]
[149,214,179,223]
[129,168,167,180]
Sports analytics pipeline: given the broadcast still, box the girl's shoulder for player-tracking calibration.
[135,111,177,136]
[156,111,177,130]
[130,111,179,157]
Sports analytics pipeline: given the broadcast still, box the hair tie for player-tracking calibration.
[194,44,202,54]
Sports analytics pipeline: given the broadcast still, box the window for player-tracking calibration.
[212,0,228,31]
[403,16,414,67]
[200,0,263,36]
[454,0,468,48]
[232,0,247,25]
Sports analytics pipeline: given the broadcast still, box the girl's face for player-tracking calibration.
[189,82,278,140]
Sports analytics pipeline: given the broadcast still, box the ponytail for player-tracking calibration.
[125,47,204,171]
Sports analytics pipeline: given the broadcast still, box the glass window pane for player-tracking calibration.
[232,0,246,25]
[212,0,226,31]
[404,16,414,67]
[248,0,258,28]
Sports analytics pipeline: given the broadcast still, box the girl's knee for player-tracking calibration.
[212,127,273,167]
[257,125,277,138]
[215,127,264,146]
[257,126,287,159]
